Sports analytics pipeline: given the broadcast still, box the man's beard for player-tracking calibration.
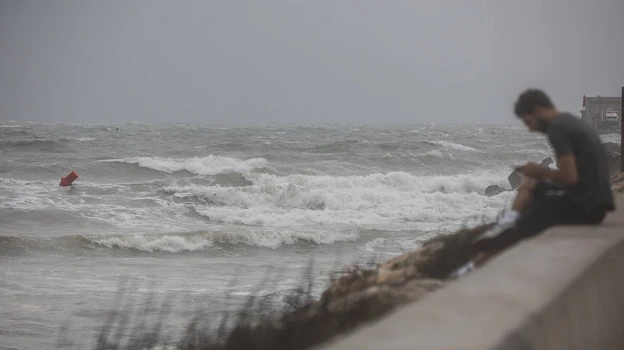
[537,118,549,133]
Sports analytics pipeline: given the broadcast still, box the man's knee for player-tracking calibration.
[515,196,567,238]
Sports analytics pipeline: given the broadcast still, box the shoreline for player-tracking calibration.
[201,173,624,350]
[88,174,624,350]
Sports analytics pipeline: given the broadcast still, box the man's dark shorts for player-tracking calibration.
[475,181,607,252]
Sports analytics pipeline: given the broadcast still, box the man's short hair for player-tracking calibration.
[514,89,555,117]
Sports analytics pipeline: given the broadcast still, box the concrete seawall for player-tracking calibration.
[323,194,624,350]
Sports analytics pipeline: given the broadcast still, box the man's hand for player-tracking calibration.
[515,162,546,179]
[515,156,578,185]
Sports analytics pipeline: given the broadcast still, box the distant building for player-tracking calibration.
[580,95,622,131]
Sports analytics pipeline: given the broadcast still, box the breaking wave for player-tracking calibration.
[98,155,269,175]
[86,229,358,251]
[86,232,215,252]
[423,140,477,152]
[417,150,444,158]
[1,169,512,245]
[165,171,511,230]
[0,229,360,255]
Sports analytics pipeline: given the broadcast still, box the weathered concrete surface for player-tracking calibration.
[322,195,624,350]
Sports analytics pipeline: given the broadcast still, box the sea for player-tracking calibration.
[0,121,620,349]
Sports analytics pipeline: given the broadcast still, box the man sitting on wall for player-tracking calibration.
[451,89,616,278]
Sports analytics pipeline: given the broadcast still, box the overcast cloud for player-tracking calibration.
[1,0,623,124]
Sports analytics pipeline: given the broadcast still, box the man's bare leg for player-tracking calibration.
[496,178,537,225]
[449,178,538,279]
[511,178,537,213]
[470,179,537,268]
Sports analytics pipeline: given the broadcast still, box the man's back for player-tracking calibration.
[547,113,615,211]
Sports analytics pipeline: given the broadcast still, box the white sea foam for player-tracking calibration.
[600,133,621,145]
[1,170,511,248]
[72,137,96,142]
[88,233,214,252]
[86,228,359,251]
[0,178,59,210]
[363,237,386,252]
[425,140,477,152]
[0,178,200,233]
[166,171,511,233]
[421,149,443,158]
[99,155,269,175]
[209,228,359,248]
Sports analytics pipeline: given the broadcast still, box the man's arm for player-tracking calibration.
[516,121,579,185]
[545,122,579,185]
[542,155,578,185]
[515,156,578,185]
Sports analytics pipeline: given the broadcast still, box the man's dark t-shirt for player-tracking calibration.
[547,113,615,211]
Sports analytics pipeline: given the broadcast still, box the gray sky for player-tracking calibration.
[1,0,623,124]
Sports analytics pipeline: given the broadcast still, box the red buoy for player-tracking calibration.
[60,171,79,186]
